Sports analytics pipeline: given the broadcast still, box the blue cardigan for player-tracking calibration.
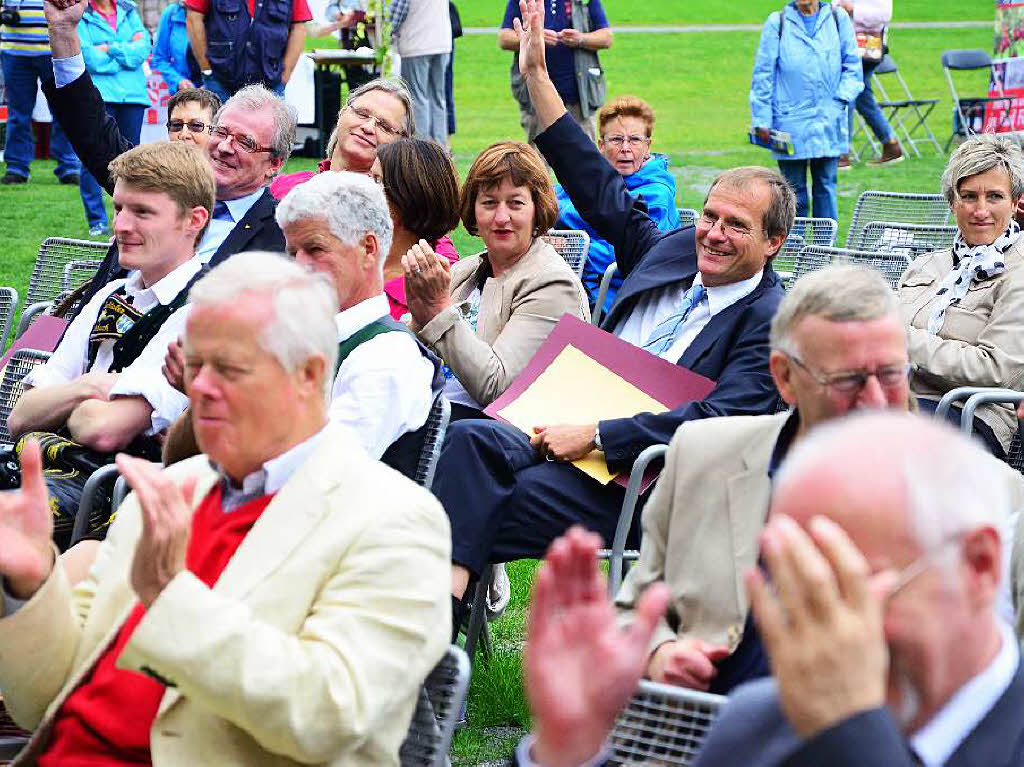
[152,2,191,90]
[555,153,680,313]
[77,0,151,106]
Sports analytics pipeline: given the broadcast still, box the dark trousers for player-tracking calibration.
[433,420,637,578]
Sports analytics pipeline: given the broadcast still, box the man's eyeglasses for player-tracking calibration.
[344,104,405,139]
[603,134,650,148]
[879,532,965,604]
[166,119,209,134]
[698,212,760,238]
[209,125,275,155]
[785,352,911,396]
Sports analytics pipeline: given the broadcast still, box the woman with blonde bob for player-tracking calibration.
[403,141,590,420]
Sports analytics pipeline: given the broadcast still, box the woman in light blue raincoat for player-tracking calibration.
[750,0,862,222]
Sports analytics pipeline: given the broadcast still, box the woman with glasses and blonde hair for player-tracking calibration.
[556,95,680,314]
[899,133,1024,458]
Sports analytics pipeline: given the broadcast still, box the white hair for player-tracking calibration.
[275,171,393,271]
[217,84,297,162]
[186,251,339,396]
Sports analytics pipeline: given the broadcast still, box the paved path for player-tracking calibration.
[465,20,990,34]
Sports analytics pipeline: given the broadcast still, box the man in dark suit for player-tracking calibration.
[40,0,289,311]
[434,0,791,629]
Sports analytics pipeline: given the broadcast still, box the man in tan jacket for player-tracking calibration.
[616,263,1024,695]
[0,252,451,765]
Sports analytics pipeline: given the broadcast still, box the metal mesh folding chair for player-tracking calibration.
[18,238,109,336]
[0,698,30,761]
[543,229,590,278]
[773,217,839,282]
[398,645,471,767]
[936,387,1024,474]
[0,349,52,446]
[677,208,699,229]
[413,394,451,489]
[872,54,942,157]
[941,49,1014,151]
[855,221,957,260]
[0,287,19,352]
[593,263,618,326]
[788,245,910,290]
[845,191,950,248]
[608,680,727,765]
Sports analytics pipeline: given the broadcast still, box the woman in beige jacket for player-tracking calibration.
[403,141,590,419]
[898,134,1024,457]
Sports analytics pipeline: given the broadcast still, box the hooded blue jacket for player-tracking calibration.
[555,153,680,312]
[750,2,862,160]
[78,0,151,106]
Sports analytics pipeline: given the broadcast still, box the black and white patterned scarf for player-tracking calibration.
[927,221,1020,334]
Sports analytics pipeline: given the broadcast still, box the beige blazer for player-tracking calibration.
[615,412,789,654]
[0,426,452,766]
[899,238,1024,452]
[417,238,590,406]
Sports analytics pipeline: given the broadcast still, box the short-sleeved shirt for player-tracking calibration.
[501,0,608,106]
[185,0,311,23]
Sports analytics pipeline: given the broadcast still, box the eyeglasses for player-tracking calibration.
[208,125,275,155]
[878,532,965,604]
[698,212,761,238]
[344,104,405,139]
[603,134,650,148]
[166,119,209,134]
[785,352,911,396]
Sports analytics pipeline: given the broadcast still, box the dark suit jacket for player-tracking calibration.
[694,663,1024,767]
[43,71,286,313]
[535,114,785,474]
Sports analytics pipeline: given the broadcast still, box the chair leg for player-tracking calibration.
[462,566,494,661]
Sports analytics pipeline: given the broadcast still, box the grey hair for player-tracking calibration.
[217,84,297,162]
[770,265,902,356]
[706,165,796,255]
[324,76,415,160]
[186,251,339,396]
[275,170,393,271]
[941,133,1024,204]
[777,413,1009,575]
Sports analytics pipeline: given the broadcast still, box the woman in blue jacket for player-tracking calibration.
[152,0,195,92]
[555,96,680,313]
[76,0,151,235]
[750,0,861,222]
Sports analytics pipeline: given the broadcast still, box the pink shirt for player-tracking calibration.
[385,236,460,320]
[90,0,118,29]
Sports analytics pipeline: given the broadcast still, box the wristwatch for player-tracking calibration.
[202,68,213,77]
[593,425,603,451]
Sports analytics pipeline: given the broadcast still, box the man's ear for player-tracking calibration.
[362,231,380,268]
[189,205,210,237]
[299,353,327,398]
[266,154,286,181]
[961,525,1002,610]
[770,349,797,407]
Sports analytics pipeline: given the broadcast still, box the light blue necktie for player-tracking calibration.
[212,201,233,222]
[642,283,706,356]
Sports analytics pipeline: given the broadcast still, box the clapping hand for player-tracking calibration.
[527,526,670,766]
[402,239,452,328]
[0,440,55,600]
[162,339,186,393]
[647,636,731,691]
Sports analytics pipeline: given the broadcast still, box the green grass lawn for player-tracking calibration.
[0,0,1001,762]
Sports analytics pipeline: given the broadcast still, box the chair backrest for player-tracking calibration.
[27,237,109,307]
[0,349,52,445]
[414,394,451,488]
[774,217,839,274]
[855,221,957,260]
[941,48,993,71]
[874,53,897,76]
[62,259,105,293]
[609,680,727,765]
[0,287,19,351]
[398,645,471,767]
[845,191,950,247]
[788,245,910,290]
[543,229,590,277]
[677,207,700,229]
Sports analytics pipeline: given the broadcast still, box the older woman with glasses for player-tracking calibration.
[555,95,680,315]
[898,134,1024,458]
[163,87,222,150]
[271,77,414,199]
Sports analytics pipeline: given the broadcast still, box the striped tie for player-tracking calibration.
[642,283,706,356]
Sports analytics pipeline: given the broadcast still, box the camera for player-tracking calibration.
[0,2,20,25]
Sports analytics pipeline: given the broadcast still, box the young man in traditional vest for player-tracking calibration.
[162,171,441,476]
[7,140,212,548]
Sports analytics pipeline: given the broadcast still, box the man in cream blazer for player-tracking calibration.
[0,252,451,766]
[615,264,1024,694]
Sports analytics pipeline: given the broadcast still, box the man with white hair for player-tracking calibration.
[0,251,451,764]
[163,171,439,470]
[694,413,1024,766]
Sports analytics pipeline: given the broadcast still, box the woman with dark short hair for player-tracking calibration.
[375,138,461,319]
[403,141,590,419]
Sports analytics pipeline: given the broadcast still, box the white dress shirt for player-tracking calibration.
[910,620,1019,766]
[194,187,267,265]
[612,270,764,362]
[330,294,435,459]
[26,258,201,435]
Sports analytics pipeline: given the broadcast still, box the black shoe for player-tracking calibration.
[58,173,80,185]
[1,173,27,185]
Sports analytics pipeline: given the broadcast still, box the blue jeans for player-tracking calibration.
[401,52,450,144]
[1,52,80,180]
[848,58,894,144]
[202,73,285,102]
[777,157,839,221]
[78,103,145,229]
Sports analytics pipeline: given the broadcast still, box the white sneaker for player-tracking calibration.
[485,563,511,621]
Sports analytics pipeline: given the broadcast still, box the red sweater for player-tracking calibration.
[38,485,274,766]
